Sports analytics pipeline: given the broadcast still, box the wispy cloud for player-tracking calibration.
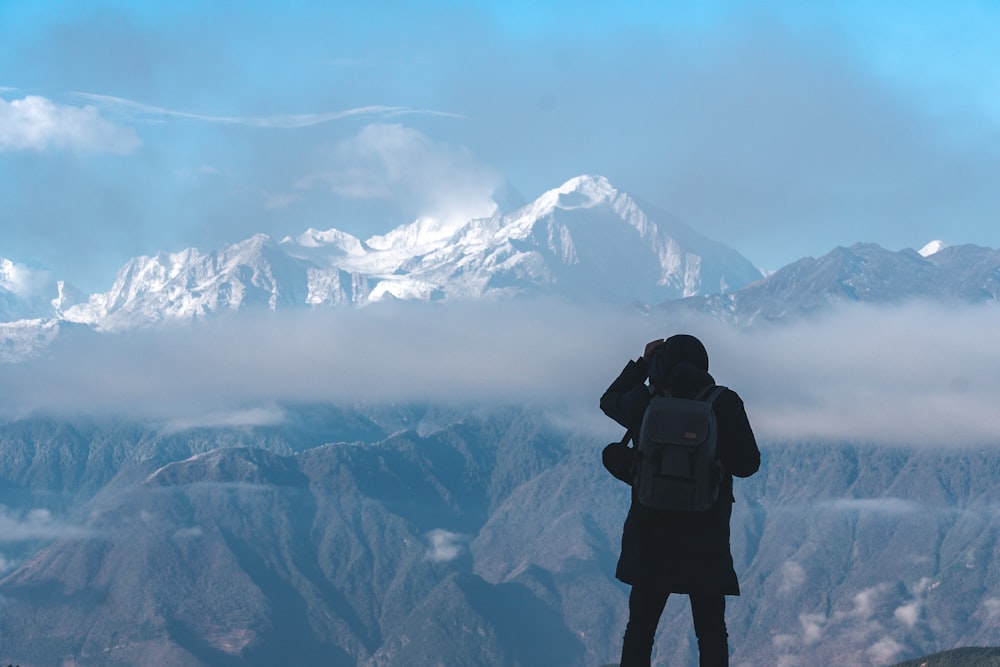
[779,560,807,595]
[0,95,140,153]
[982,597,1000,623]
[173,526,204,540]
[425,529,468,563]
[894,600,921,628]
[159,406,287,434]
[798,612,826,645]
[867,637,906,665]
[774,577,949,666]
[893,577,940,630]
[299,122,502,230]
[0,259,54,298]
[0,506,91,542]
[72,92,464,128]
[776,583,902,666]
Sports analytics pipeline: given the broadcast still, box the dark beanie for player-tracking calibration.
[648,334,709,386]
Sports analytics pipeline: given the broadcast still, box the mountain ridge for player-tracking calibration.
[664,241,1000,325]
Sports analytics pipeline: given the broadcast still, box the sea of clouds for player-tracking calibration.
[1,298,998,448]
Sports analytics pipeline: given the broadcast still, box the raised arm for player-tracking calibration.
[714,389,760,478]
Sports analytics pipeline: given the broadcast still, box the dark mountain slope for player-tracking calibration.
[0,410,997,666]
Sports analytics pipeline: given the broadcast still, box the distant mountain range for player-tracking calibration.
[5,174,1000,362]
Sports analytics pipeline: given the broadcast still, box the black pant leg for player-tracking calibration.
[620,586,670,667]
[689,594,728,667]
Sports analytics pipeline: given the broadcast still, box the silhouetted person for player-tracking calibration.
[601,334,760,667]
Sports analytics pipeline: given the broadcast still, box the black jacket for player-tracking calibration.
[600,358,760,594]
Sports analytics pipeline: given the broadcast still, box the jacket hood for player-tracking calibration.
[649,334,713,397]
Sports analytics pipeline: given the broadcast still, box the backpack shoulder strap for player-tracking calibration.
[695,384,727,403]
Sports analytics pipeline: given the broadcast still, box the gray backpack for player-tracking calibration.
[635,385,726,511]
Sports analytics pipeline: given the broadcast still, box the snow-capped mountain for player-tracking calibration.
[56,175,762,332]
[10,173,999,362]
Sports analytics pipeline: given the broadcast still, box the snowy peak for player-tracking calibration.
[539,174,617,210]
[510,175,620,229]
[523,175,664,253]
[390,173,760,303]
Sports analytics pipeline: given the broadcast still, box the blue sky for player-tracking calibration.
[3,0,1000,291]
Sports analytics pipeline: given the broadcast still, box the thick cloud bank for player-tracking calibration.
[2,299,999,446]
